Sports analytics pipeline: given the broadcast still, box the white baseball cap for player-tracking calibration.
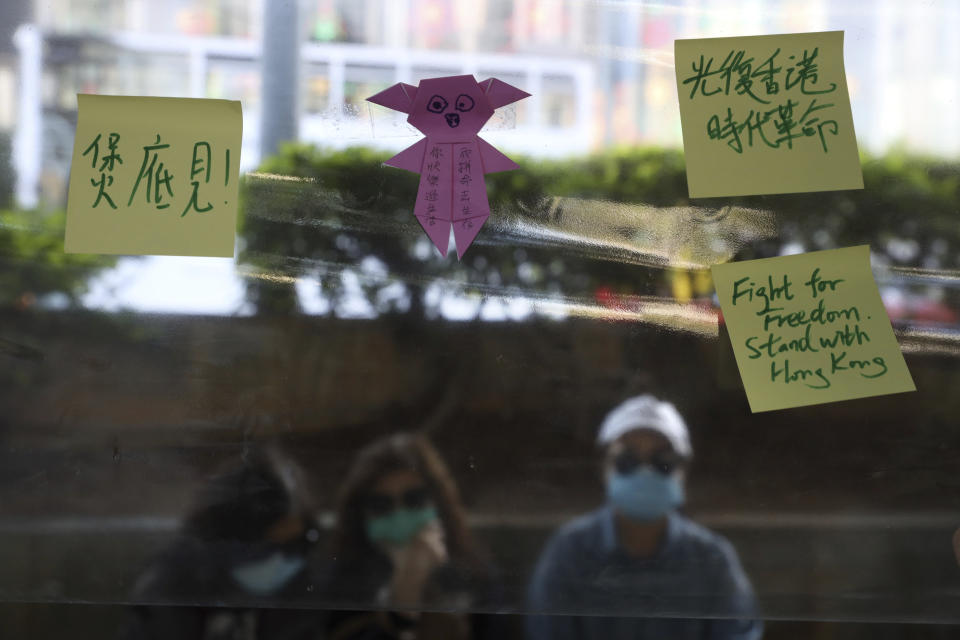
[597,395,692,458]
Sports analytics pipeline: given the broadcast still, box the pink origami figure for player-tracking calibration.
[367,75,530,258]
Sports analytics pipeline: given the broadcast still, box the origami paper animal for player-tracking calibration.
[367,75,530,258]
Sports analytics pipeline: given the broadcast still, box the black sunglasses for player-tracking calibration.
[362,486,432,516]
[612,450,682,476]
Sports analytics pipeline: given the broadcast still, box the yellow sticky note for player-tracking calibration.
[675,31,863,198]
[712,246,915,412]
[65,95,242,257]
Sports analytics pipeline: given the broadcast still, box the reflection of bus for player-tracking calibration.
[13,25,593,208]
[880,288,960,328]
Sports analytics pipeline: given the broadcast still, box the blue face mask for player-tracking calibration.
[606,467,684,522]
[230,551,304,595]
[365,506,438,547]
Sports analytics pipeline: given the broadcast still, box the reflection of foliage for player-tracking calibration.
[0,208,117,400]
[0,209,116,309]
[240,144,960,317]
[0,132,14,209]
[708,149,960,265]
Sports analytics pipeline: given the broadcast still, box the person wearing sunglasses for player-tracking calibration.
[322,433,499,640]
[526,395,762,640]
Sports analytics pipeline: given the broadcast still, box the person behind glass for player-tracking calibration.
[122,448,324,640]
[526,395,763,640]
[323,433,497,640]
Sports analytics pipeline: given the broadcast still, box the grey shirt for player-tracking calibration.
[526,507,763,640]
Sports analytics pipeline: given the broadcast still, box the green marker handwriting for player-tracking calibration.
[682,46,840,155]
[80,132,233,216]
[730,266,888,390]
[82,132,123,209]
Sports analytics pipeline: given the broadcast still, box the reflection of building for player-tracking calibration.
[11,0,960,207]
[0,0,30,132]
[35,0,259,37]
[14,0,597,207]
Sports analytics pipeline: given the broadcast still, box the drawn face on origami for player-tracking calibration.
[368,74,529,145]
[406,75,495,141]
[366,75,530,258]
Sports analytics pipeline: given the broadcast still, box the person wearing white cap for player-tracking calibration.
[526,395,762,640]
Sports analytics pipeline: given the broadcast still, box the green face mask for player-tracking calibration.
[365,506,438,547]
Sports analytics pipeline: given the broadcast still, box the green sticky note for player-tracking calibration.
[675,31,863,198]
[65,95,242,257]
[712,246,915,412]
